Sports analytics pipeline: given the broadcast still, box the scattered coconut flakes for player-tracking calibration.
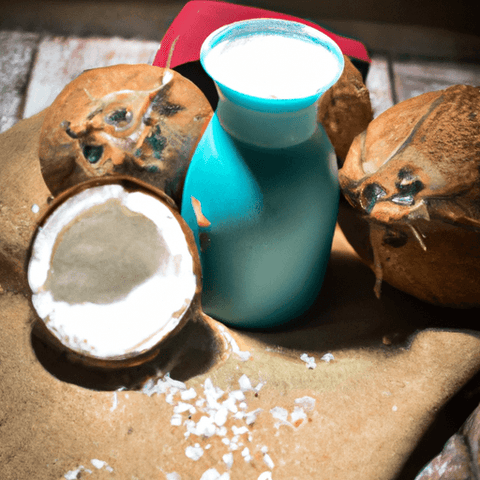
[181,388,197,401]
[232,425,249,435]
[300,353,316,369]
[64,467,87,480]
[290,406,307,425]
[270,406,292,429]
[165,374,187,391]
[91,459,113,472]
[229,390,245,402]
[200,468,230,480]
[185,444,204,461]
[203,379,225,410]
[270,406,288,422]
[294,396,316,412]
[263,453,275,470]
[321,353,335,363]
[245,408,263,425]
[174,402,196,414]
[254,381,265,393]
[171,413,182,426]
[166,473,181,480]
[217,324,251,361]
[183,419,195,438]
[214,407,229,426]
[229,441,240,451]
[234,411,245,421]
[238,374,253,391]
[258,472,272,480]
[192,415,217,437]
[223,395,238,413]
[223,452,234,469]
[241,447,252,462]
[142,377,169,396]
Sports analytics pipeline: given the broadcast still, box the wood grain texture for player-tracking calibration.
[23,35,160,119]
[365,55,394,118]
[0,31,39,133]
[393,59,480,102]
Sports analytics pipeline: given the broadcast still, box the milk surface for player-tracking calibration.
[203,33,339,100]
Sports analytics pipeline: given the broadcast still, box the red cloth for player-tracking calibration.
[153,0,371,69]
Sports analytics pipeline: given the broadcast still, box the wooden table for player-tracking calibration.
[1,30,480,134]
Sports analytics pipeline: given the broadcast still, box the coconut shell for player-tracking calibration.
[28,176,204,369]
[317,55,373,163]
[39,64,213,206]
[338,84,480,307]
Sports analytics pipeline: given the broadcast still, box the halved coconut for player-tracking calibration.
[28,177,201,366]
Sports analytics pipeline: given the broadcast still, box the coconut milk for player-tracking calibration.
[203,33,339,100]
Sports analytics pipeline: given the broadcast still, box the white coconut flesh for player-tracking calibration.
[28,184,197,360]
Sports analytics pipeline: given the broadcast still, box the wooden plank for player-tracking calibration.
[365,55,395,118]
[23,35,160,119]
[393,59,480,102]
[0,31,40,133]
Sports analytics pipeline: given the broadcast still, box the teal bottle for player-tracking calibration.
[181,19,344,329]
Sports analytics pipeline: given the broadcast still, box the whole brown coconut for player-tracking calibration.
[338,84,480,307]
[39,64,213,205]
[318,55,373,163]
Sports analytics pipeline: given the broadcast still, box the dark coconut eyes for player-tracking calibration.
[105,108,133,131]
[82,144,104,164]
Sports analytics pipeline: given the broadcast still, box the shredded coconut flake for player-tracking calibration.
[200,469,230,480]
[223,452,234,469]
[171,413,182,426]
[166,473,182,480]
[217,324,251,361]
[321,353,335,363]
[238,374,253,391]
[185,444,204,461]
[181,388,197,401]
[291,406,307,425]
[245,408,263,425]
[258,472,273,480]
[300,353,316,369]
[295,396,316,411]
[241,447,252,462]
[232,425,249,436]
[263,453,275,469]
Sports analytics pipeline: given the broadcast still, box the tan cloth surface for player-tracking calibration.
[1,113,479,480]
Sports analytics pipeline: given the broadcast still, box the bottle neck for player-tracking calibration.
[215,91,319,149]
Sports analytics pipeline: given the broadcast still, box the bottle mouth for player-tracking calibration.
[200,18,344,113]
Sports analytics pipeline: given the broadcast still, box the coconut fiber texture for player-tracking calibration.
[339,85,480,308]
[1,112,480,480]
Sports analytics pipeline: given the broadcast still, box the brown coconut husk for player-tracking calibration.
[339,84,480,308]
[318,55,373,163]
[38,64,213,206]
